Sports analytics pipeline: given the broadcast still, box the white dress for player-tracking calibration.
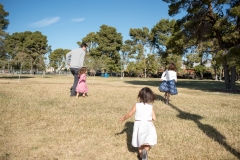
[132,102,157,147]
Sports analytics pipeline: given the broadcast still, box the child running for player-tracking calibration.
[75,67,88,98]
[119,87,157,160]
[159,62,178,104]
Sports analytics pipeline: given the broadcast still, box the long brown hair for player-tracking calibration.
[78,67,87,76]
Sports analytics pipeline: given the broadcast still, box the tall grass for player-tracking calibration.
[0,75,239,160]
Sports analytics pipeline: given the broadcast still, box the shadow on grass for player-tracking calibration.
[124,80,240,94]
[115,122,138,153]
[0,75,52,79]
[154,93,166,102]
[0,75,35,79]
[168,101,240,159]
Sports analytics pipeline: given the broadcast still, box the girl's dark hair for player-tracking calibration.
[168,62,176,71]
[137,87,155,104]
[78,67,87,76]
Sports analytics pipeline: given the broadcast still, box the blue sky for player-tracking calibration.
[2,0,185,51]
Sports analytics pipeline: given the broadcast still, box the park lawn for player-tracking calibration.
[0,74,239,160]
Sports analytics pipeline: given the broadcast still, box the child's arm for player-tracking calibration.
[79,74,86,82]
[119,105,136,122]
[152,109,156,121]
[82,74,86,81]
[174,71,177,82]
[160,71,166,81]
[66,51,72,66]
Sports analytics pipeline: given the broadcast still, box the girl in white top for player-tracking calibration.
[160,63,178,104]
[119,87,157,160]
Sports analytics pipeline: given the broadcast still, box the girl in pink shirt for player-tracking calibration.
[76,67,88,98]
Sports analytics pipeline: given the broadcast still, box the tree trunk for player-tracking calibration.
[219,67,222,81]
[214,66,218,80]
[223,62,230,90]
[18,63,23,82]
[30,59,33,74]
[230,66,236,90]
[92,74,95,85]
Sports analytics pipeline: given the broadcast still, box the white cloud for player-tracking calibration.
[71,18,84,22]
[30,17,60,27]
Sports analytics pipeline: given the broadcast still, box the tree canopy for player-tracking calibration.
[4,31,48,72]
[49,48,70,73]
[163,0,240,89]
[82,24,123,73]
[0,4,9,67]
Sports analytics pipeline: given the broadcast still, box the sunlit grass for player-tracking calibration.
[0,74,239,159]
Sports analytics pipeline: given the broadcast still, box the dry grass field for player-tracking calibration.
[0,74,240,160]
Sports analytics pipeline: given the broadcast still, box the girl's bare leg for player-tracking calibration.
[76,92,79,98]
[138,145,150,158]
[138,147,142,158]
[166,92,170,104]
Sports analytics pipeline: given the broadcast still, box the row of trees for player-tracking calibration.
[0,5,49,74]
[79,21,183,77]
[0,1,240,89]
[161,0,240,90]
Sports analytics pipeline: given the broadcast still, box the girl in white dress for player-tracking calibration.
[119,87,157,160]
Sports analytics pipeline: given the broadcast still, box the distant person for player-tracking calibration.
[66,42,88,97]
[76,67,88,98]
[119,87,157,160]
[159,62,178,104]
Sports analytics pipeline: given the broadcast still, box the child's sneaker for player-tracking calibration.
[166,100,169,105]
[142,149,148,160]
